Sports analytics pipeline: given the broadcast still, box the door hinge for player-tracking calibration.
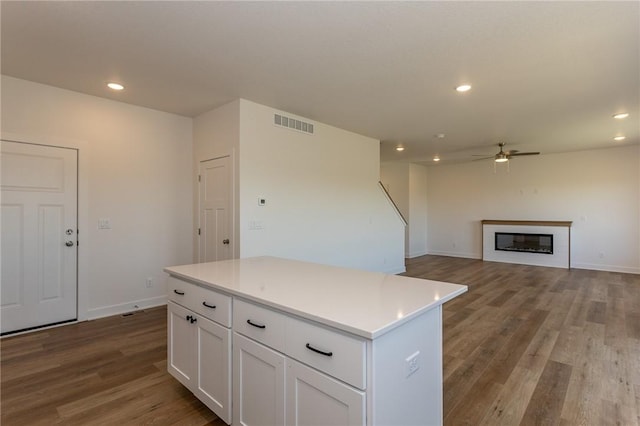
[198,228,201,235]
[198,175,201,182]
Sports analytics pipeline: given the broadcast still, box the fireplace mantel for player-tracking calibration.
[481,220,572,228]
[481,220,572,269]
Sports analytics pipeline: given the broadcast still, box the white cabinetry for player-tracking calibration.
[233,332,285,426]
[286,357,365,426]
[233,299,365,426]
[167,278,232,424]
[165,257,467,426]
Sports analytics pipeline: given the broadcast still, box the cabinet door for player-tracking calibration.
[195,314,232,424]
[233,333,285,426]
[167,301,196,388]
[286,358,365,426]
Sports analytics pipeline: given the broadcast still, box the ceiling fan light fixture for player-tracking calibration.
[433,155,440,162]
[613,112,629,119]
[495,154,509,163]
[396,146,405,151]
[455,84,471,93]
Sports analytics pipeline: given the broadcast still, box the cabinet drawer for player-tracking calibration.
[233,299,286,352]
[285,317,366,390]
[168,276,191,305]
[189,282,232,327]
[167,276,231,327]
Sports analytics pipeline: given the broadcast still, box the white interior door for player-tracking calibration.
[1,141,78,334]
[199,156,231,262]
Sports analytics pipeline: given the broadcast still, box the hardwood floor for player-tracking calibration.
[1,255,638,425]
[1,307,222,425]
[405,256,640,426]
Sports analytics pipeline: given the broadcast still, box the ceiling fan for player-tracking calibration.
[473,142,540,162]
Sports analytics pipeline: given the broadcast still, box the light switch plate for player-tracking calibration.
[249,220,264,230]
[98,218,112,230]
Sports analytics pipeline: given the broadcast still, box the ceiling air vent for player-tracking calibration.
[274,113,314,135]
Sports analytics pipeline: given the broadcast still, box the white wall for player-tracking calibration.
[426,145,640,274]
[1,76,194,319]
[408,164,428,258]
[380,162,428,258]
[238,100,405,274]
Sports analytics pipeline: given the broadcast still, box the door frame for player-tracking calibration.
[197,154,236,263]
[1,132,90,323]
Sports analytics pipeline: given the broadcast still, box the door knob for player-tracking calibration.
[65,241,74,247]
[66,229,74,235]
[222,239,230,245]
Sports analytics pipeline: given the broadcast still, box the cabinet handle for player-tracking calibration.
[246,319,266,329]
[174,289,185,295]
[186,315,192,321]
[190,317,197,324]
[305,343,333,357]
[202,301,216,309]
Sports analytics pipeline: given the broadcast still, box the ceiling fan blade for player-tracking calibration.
[472,156,494,161]
[505,150,519,155]
[509,152,540,156]
[472,154,493,157]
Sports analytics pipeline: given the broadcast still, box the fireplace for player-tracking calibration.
[495,232,553,255]
[482,220,572,269]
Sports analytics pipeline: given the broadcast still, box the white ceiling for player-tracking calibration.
[2,1,638,166]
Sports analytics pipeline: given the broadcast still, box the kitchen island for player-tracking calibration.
[164,256,467,426]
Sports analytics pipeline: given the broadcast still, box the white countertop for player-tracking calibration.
[164,256,467,339]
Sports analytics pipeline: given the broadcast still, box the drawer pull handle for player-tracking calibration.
[305,343,333,357]
[174,289,185,295]
[247,319,266,329]
[202,301,216,309]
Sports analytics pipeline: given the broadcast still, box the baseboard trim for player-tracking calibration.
[425,252,639,274]
[427,251,481,260]
[406,250,428,259]
[86,295,168,320]
[572,263,640,275]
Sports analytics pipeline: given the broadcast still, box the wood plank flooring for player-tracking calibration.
[1,307,222,425]
[404,256,640,426]
[2,255,639,425]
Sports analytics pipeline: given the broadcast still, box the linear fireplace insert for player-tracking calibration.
[495,232,553,254]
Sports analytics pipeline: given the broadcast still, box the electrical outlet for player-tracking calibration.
[405,351,420,378]
[146,277,153,288]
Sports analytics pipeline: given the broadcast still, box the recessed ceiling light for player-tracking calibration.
[396,146,405,152]
[613,112,629,119]
[455,84,471,92]
[433,156,440,162]
[613,135,626,141]
[107,82,124,91]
